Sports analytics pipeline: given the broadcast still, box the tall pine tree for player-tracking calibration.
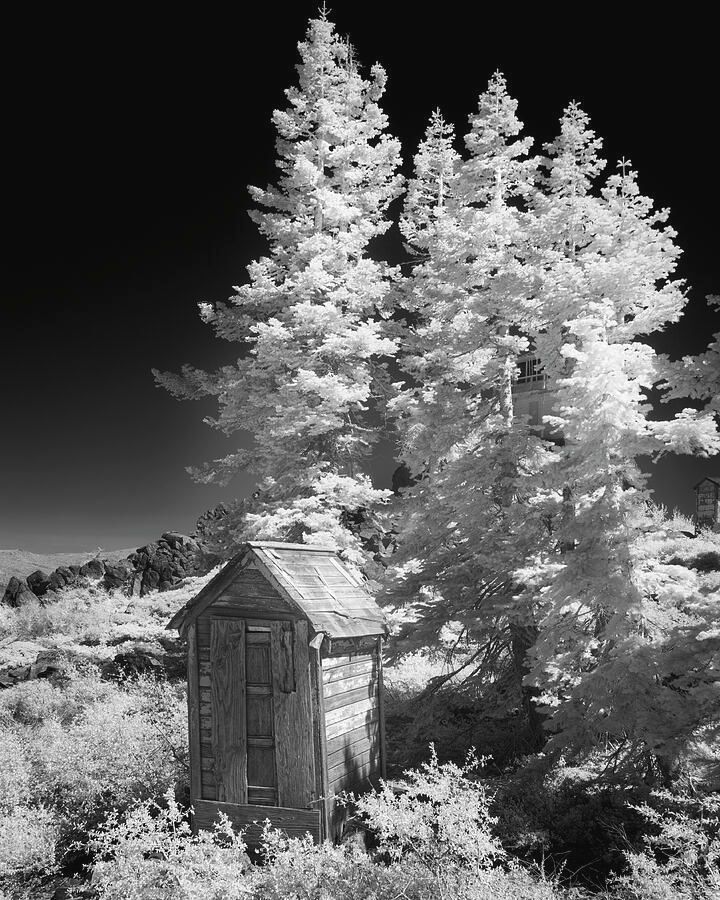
[155,12,402,563]
[521,105,720,772]
[386,76,551,741]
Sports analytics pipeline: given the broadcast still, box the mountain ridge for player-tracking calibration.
[0,547,136,594]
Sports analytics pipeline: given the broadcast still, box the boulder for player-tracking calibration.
[2,576,36,607]
[48,565,78,591]
[103,561,131,590]
[27,569,51,597]
[141,568,161,594]
[30,649,64,679]
[79,557,105,578]
[101,648,164,679]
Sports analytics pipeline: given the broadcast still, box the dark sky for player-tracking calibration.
[3,5,718,551]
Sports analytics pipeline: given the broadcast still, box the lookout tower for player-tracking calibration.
[512,353,556,437]
[694,477,720,530]
[168,541,387,848]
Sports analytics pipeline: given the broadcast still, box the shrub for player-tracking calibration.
[610,789,720,900]
[30,675,187,833]
[353,746,506,897]
[86,749,580,900]
[90,791,250,900]
[0,729,32,810]
[0,806,58,880]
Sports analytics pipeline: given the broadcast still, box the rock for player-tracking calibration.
[27,569,51,597]
[7,665,31,680]
[79,558,105,578]
[48,565,78,591]
[103,561,131,590]
[48,572,65,591]
[2,576,36,607]
[101,648,164,679]
[31,650,64,679]
[141,568,160,594]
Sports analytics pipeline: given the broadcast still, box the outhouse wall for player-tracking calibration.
[188,564,322,841]
[320,640,385,840]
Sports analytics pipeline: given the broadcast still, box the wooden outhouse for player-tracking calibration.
[168,540,387,846]
[695,476,720,530]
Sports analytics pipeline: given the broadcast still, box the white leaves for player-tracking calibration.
[649,409,720,457]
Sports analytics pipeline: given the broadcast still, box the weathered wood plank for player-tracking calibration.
[323,683,377,713]
[247,786,277,805]
[329,763,380,795]
[219,580,286,600]
[325,707,379,742]
[322,651,373,668]
[323,671,377,697]
[377,636,387,780]
[247,745,277,788]
[295,587,368,601]
[324,696,377,729]
[271,620,315,808]
[322,659,376,684]
[211,618,247,803]
[203,603,296,620]
[192,800,321,846]
[187,624,202,801]
[326,719,380,757]
[327,742,378,780]
[310,643,330,842]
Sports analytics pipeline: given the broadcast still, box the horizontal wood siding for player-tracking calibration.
[193,800,321,848]
[321,649,381,806]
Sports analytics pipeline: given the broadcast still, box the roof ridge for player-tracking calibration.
[247,540,337,552]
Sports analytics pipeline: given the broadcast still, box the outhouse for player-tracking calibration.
[168,540,387,846]
[694,476,720,530]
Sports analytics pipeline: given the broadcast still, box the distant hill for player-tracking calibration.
[0,547,135,594]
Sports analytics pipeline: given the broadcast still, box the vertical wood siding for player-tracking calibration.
[271,620,316,808]
[210,618,247,802]
[187,623,202,801]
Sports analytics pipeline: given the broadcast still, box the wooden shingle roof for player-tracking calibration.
[168,541,387,640]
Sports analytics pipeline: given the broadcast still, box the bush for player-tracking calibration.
[90,791,250,900]
[86,750,580,900]
[0,729,59,888]
[0,667,188,889]
[355,746,504,876]
[610,789,720,900]
[0,806,58,880]
[30,674,187,832]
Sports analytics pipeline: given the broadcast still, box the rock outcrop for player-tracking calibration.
[2,523,224,608]
[126,531,211,596]
[2,576,38,607]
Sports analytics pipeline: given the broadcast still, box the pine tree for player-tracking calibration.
[155,13,403,563]
[521,106,720,771]
[386,77,551,740]
[658,295,720,422]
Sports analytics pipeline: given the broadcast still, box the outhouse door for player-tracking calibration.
[209,617,315,808]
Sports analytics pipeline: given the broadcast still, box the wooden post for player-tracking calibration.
[187,623,202,803]
[311,645,331,840]
[376,637,387,780]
